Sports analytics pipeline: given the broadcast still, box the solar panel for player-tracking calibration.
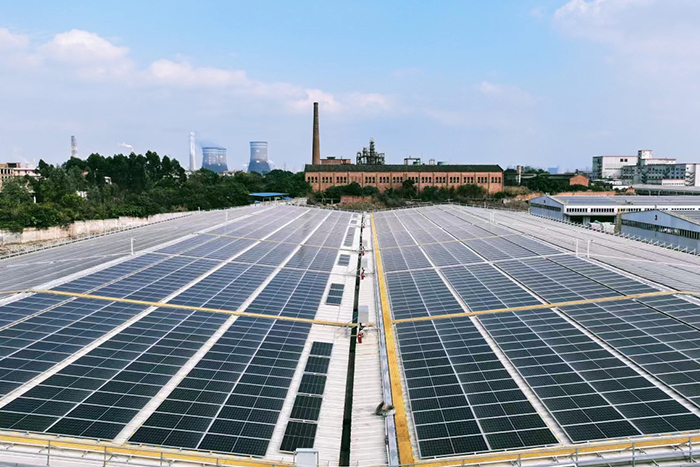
[0,294,68,328]
[422,242,483,267]
[169,264,271,311]
[53,254,164,294]
[562,300,700,407]
[378,206,700,458]
[479,309,700,441]
[279,341,333,452]
[343,227,355,247]
[130,268,331,456]
[0,300,149,397]
[0,308,227,439]
[279,421,317,452]
[326,283,345,305]
[396,318,556,456]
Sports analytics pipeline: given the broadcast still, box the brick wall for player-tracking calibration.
[306,170,503,194]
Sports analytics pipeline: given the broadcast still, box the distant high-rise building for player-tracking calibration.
[201,147,228,173]
[189,132,196,172]
[248,141,271,174]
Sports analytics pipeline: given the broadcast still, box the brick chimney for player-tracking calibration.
[312,102,320,165]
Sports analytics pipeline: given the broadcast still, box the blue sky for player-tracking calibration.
[2,0,700,172]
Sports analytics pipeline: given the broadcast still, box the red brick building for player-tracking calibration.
[305,164,504,194]
[549,173,590,187]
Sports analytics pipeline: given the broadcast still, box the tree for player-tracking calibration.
[399,179,417,198]
[456,184,487,199]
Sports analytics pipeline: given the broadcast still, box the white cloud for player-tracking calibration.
[40,29,129,63]
[476,81,537,105]
[553,0,700,73]
[0,29,394,117]
[0,29,392,118]
[0,28,29,49]
[146,59,250,88]
[37,30,133,80]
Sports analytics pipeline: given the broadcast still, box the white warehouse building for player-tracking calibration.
[529,195,700,224]
[620,209,700,251]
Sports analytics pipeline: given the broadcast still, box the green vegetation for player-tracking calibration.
[0,152,310,232]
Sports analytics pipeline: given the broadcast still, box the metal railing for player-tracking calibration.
[0,431,699,467]
[528,210,700,257]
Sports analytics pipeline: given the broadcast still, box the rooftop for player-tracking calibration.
[2,203,700,467]
[546,195,700,206]
[305,163,503,172]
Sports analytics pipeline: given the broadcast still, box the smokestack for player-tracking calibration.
[312,102,320,165]
[71,136,77,159]
[189,132,196,172]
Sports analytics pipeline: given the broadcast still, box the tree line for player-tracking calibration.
[0,152,310,232]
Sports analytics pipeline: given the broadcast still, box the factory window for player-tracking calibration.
[622,219,700,240]
[531,202,562,212]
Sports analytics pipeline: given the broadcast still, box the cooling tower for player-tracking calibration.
[201,147,228,173]
[248,141,271,175]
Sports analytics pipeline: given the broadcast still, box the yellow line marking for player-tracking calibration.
[0,432,291,467]
[393,290,697,324]
[412,433,700,466]
[371,213,416,465]
[0,289,362,328]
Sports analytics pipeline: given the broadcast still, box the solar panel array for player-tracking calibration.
[0,205,354,460]
[375,205,700,459]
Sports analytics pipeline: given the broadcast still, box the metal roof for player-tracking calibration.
[550,195,700,206]
[249,192,287,197]
[634,184,700,195]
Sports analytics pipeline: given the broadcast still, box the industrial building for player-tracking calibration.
[304,102,503,193]
[0,162,37,187]
[305,163,504,194]
[508,171,590,187]
[201,146,228,173]
[620,209,700,250]
[3,203,700,467]
[247,141,272,175]
[634,184,700,195]
[592,153,639,181]
[593,149,700,187]
[529,195,700,224]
